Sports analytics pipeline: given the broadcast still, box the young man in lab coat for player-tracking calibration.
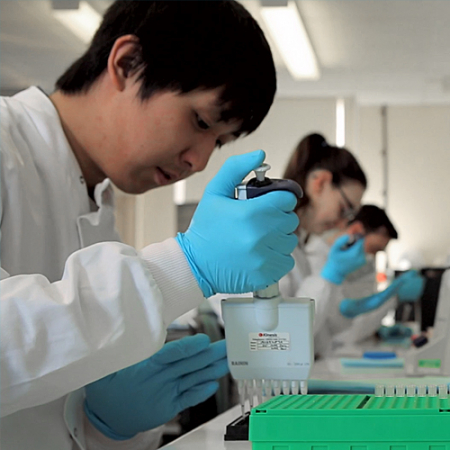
[0,2,299,449]
[308,205,398,354]
[307,205,422,355]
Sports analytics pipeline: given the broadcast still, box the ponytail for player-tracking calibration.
[283,133,367,209]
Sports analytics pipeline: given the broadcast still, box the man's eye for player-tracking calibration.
[197,115,210,130]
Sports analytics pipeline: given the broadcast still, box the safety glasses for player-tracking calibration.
[337,185,357,222]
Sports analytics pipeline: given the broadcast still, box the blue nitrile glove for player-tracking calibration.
[339,272,414,318]
[321,234,367,285]
[396,270,425,302]
[176,150,299,297]
[84,334,228,440]
[340,279,403,318]
[378,323,413,341]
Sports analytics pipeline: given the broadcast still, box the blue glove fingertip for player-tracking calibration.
[348,237,365,255]
[206,150,266,197]
[397,273,425,302]
[181,334,212,357]
[210,339,227,359]
[205,380,220,396]
[213,357,230,379]
[152,334,212,365]
[334,234,352,248]
[188,333,211,349]
[251,148,266,161]
[176,333,211,355]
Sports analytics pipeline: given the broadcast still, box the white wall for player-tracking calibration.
[114,185,176,248]
[356,106,384,206]
[114,188,136,246]
[384,105,450,267]
[338,103,450,268]
[134,185,176,249]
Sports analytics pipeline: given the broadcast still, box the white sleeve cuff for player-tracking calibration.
[84,413,163,450]
[64,385,164,450]
[140,238,204,327]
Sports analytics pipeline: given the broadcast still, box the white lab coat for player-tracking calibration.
[279,234,339,356]
[333,262,395,347]
[0,87,204,450]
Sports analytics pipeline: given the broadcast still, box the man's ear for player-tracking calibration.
[306,169,333,196]
[347,220,365,235]
[107,35,142,91]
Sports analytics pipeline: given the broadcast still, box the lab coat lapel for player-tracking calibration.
[76,179,121,248]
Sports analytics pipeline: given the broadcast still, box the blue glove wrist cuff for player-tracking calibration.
[84,400,134,441]
[175,233,213,298]
[321,265,344,285]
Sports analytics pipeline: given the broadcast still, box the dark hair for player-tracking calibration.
[283,133,367,209]
[350,204,398,239]
[55,1,276,136]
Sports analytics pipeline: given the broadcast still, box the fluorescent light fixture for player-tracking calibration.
[336,98,345,147]
[376,251,388,278]
[260,1,320,80]
[52,1,102,44]
[173,180,187,205]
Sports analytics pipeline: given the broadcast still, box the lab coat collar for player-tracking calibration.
[13,87,119,247]
[13,87,87,192]
[14,87,115,210]
[298,228,310,248]
[14,87,72,157]
[92,178,115,209]
[77,179,118,248]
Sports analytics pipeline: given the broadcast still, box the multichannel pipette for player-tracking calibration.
[222,163,315,417]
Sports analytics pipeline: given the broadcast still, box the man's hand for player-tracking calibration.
[176,150,299,297]
[84,334,228,440]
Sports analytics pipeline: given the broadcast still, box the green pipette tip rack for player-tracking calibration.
[249,391,450,449]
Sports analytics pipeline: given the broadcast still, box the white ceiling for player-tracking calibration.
[1,0,450,105]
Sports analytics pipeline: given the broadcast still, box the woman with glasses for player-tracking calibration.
[279,133,368,355]
[283,133,365,234]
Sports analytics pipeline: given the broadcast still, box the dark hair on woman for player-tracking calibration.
[55,1,276,136]
[350,205,398,239]
[283,133,367,209]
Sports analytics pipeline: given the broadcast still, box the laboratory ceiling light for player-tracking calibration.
[52,1,102,44]
[336,98,345,148]
[260,1,320,80]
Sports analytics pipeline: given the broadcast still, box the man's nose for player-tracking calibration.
[183,137,217,173]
